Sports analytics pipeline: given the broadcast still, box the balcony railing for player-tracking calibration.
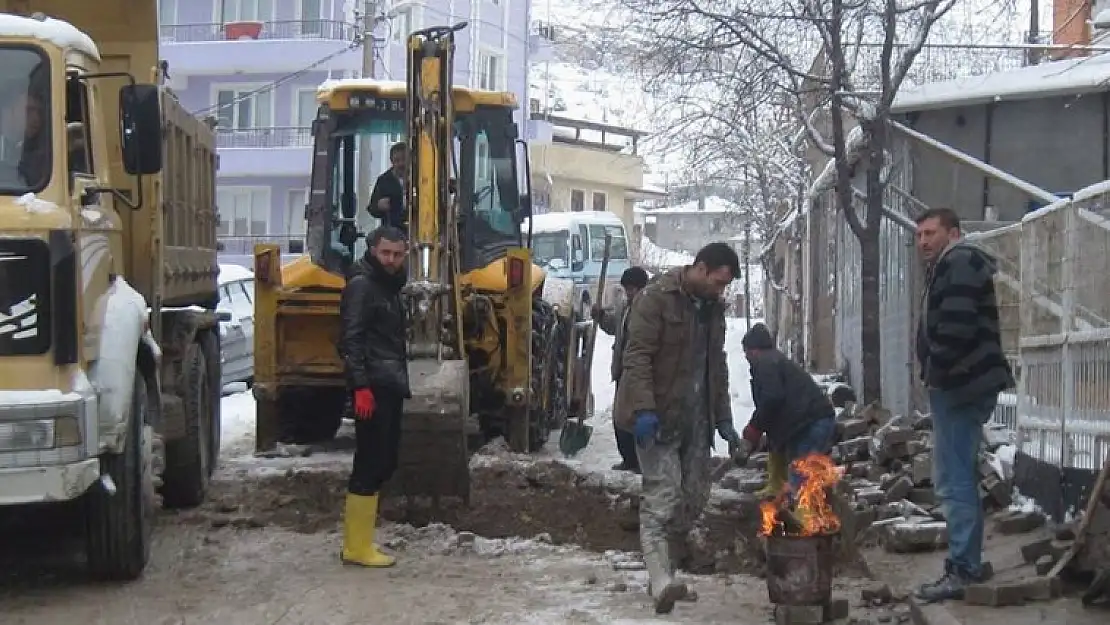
[161,20,356,43]
[215,127,312,149]
[217,234,305,256]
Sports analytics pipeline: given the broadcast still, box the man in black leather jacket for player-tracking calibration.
[336,225,411,568]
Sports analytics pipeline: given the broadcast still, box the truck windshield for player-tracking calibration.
[532,231,569,266]
[0,47,50,194]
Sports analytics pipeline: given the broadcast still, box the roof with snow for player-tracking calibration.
[635,196,741,215]
[893,52,1110,112]
[0,13,99,60]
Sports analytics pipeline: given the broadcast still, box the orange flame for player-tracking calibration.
[758,453,843,537]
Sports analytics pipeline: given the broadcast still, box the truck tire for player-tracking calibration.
[161,341,213,508]
[85,372,154,581]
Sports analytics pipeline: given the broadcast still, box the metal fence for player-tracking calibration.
[160,20,356,43]
[1016,188,1110,471]
[215,127,312,149]
[217,234,305,256]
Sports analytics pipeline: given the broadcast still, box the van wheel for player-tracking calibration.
[161,342,212,508]
[85,373,154,581]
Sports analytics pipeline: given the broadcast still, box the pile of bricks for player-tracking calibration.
[810,383,1024,554]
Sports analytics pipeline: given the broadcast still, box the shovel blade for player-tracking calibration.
[559,422,593,457]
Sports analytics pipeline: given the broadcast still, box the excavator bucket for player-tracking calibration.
[389,358,471,503]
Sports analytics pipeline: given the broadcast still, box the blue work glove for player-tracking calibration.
[633,411,660,448]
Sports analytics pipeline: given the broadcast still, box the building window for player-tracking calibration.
[299,0,323,36]
[294,88,317,128]
[592,191,607,212]
[158,0,177,25]
[214,85,273,130]
[392,6,414,43]
[217,187,270,235]
[287,189,308,237]
[478,49,505,91]
[570,189,585,212]
[220,0,276,23]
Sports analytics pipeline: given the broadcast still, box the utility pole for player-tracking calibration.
[357,1,379,231]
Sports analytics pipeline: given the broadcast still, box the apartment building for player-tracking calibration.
[158,0,533,261]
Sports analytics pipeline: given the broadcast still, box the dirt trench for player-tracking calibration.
[173,442,773,576]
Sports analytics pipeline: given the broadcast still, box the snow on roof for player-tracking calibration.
[636,195,741,215]
[639,237,694,268]
[318,78,409,94]
[0,13,100,61]
[893,52,1110,113]
[526,210,625,233]
[218,263,254,285]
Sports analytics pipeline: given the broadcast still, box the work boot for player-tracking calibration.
[341,493,396,568]
[915,561,977,603]
[755,452,788,499]
[644,540,688,614]
[611,461,641,474]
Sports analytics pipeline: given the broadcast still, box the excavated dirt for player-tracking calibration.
[175,440,773,575]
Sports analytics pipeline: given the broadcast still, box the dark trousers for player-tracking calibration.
[613,380,639,469]
[348,390,404,496]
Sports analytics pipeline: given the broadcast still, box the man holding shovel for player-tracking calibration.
[614,242,740,615]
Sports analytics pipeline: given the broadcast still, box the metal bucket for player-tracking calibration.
[765,533,835,605]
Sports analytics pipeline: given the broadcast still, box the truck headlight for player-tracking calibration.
[0,416,80,452]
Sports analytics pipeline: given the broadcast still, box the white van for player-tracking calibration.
[526,211,631,312]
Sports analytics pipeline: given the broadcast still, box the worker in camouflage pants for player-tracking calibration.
[614,243,741,615]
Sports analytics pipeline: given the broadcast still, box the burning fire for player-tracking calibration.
[759,453,844,537]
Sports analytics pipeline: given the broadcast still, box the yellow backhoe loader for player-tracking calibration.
[253,23,593,501]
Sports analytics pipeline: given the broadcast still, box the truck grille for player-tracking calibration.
[0,238,50,356]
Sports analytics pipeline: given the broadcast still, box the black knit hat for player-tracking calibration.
[741,323,775,350]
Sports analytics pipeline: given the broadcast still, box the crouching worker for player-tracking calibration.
[615,243,740,615]
[735,324,835,496]
[337,226,411,568]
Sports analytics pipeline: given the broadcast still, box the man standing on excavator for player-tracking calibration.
[337,226,411,568]
[367,142,408,229]
[614,242,741,615]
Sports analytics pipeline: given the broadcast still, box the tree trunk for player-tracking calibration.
[860,127,887,405]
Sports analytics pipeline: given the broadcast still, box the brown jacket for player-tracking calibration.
[613,268,731,437]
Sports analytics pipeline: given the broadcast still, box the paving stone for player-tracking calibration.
[911,456,933,486]
[861,583,894,604]
[849,463,871,479]
[909,488,937,506]
[911,411,933,430]
[980,474,1013,508]
[906,441,927,456]
[884,476,915,503]
[861,403,893,426]
[841,418,871,439]
[1034,554,1056,576]
[773,603,825,625]
[993,510,1045,535]
[837,437,871,461]
[963,581,1027,607]
[883,519,948,553]
[867,463,886,481]
[858,487,886,506]
[824,598,850,620]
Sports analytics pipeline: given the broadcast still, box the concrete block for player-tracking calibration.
[993,510,1045,535]
[849,463,871,479]
[841,417,871,439]
[883,519,948,553]
[982,424,1016,450]
[858,487,886,506]
[885,476,915,503]
[867,463,886,481]
[909,488,937,506]
[878,427,915,447]
[749,452,769,470]
[837,437,871,461]
[1020,537,1056,563]
[981,474,1013,508]
[911,411,933,430]
[853,506,878,529]
[912,455,933,485]
[861,583,894,604]
[773,603,825,625]
[963,582,1027,607]
[907,440,928,456]
[1034,554,1056,576]
[861,403,893,425]
[823,598,850,620]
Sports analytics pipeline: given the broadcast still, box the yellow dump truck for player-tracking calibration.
[0,3,221,580]
[253,24,593,502]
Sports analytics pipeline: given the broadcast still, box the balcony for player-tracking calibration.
[161,20,361,75]
[216,127,314,178]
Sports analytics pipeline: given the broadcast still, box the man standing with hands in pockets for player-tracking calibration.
[337,226,411,568]
[614,242,741,615]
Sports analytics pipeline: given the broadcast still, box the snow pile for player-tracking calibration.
[638,236,694,268]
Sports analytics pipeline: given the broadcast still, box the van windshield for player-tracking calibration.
[588,224,629,260]
[532,231,569,266]
[0,47,49,194]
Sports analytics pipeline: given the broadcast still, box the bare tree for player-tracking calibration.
[591,0,967,402]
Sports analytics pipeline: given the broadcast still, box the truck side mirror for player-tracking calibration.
[119,84,163,175]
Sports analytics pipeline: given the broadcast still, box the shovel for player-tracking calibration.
[559,233,613,457]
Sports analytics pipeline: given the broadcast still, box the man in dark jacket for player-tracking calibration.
[736,323,835,493]
[593,266,650,473]
[614,242,740,615]
[336,225,411,568]
[913,207,1014,603]
[367,142,407,228]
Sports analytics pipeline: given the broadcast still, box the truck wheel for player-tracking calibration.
[161,341,213,508]
[85,372,154,581]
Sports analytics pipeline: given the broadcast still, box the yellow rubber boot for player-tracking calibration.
[341,493,396,568]
[756,452,788,499]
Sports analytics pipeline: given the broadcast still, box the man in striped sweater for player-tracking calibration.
[913,207,1015,603]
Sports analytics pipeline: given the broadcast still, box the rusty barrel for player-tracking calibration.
[764,533,835,605]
